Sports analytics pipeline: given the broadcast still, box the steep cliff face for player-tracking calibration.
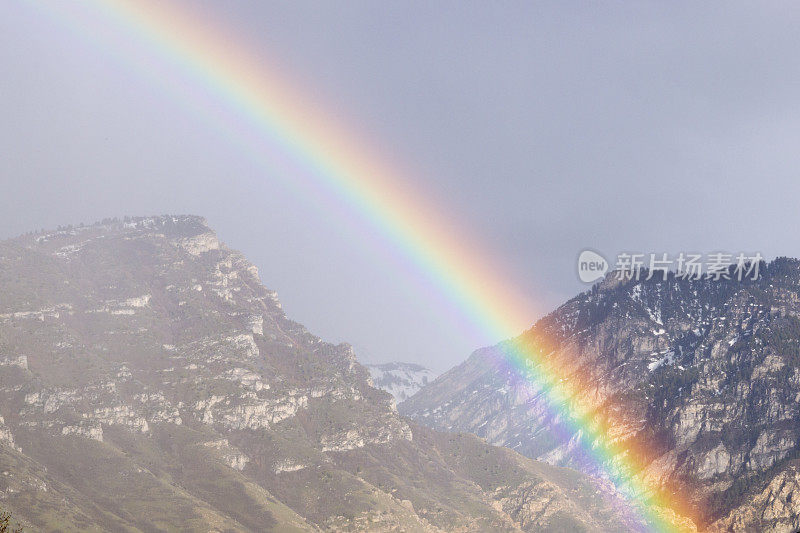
[0,216,635,532]
[402,261,800,528]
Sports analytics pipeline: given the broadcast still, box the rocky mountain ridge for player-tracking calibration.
[0,216,644,532]
[402,262,800,531]
[365,362,437,403]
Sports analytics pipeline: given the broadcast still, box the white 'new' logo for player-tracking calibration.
[577,250,608,283]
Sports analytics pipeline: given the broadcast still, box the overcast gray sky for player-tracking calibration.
[2,2,800,372]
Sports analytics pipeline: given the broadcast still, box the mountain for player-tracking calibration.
[365,362,437,403]
[402,263,800,531]
[0,216,643,532]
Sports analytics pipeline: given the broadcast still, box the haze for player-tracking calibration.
[2,1,800,372]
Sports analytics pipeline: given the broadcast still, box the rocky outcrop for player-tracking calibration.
[0,216,636,532]
[711,463,800,532]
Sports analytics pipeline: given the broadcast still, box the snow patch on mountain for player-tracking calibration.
[366,362,437,403]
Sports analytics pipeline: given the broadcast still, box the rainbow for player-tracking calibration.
[32,1,696,530]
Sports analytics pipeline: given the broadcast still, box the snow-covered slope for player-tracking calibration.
[366,362,437,403]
